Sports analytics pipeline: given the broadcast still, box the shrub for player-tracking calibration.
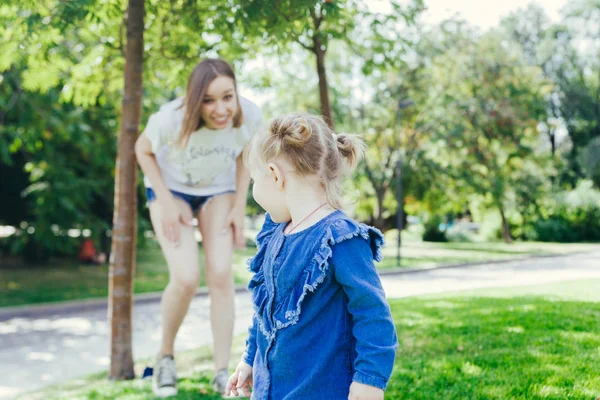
[422,216,448,242]
[529,181,600,242]
[532,216,580,242]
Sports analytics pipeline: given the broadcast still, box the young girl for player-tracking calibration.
[135,58,263,397]
[226,114,398,399]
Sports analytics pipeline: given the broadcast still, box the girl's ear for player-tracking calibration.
[267,163,285,190]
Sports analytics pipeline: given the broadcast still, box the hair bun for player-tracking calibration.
[270,113,314,148]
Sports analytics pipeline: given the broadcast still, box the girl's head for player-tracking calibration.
[246,113,364,221]
[178,58,243,146]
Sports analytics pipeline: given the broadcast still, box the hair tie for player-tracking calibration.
[332,133,338,141]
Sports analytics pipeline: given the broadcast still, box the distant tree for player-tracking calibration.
[501,2,600,187]
[234,0,423,128]
[422,32,550,242]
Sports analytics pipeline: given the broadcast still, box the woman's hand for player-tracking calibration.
[225,361,253,397]
[348,382,384,400]
[224,204,246,249]
[159,197,194,246]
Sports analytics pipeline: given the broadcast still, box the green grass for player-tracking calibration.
[421,279,600,303]
[2,238,599,308]
[0,244,255,308]
[387,281,600,400]
[20,280,600,400]
[378,233,600,269]
[20,336,250,400]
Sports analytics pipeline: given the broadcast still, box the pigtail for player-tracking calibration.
[334,133,365,171]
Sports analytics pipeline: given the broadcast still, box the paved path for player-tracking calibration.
[380,250,600,298]
[1,250,599,399]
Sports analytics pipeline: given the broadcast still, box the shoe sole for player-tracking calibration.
[152,379,177,398]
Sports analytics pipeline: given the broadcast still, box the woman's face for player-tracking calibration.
[201,76,238,130]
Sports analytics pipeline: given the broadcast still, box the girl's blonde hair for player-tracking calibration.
[247,113,364,209]
[177,58,243,147]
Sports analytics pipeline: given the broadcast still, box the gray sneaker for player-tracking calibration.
[152,355,177,397]
[211,368,229,395]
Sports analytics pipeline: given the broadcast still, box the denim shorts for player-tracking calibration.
[146,188,234,214]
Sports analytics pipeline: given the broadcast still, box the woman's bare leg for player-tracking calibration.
[198,193,236,371]
[149,198,201,356]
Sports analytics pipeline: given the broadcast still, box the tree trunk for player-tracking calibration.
[374,188,386,231]
[109,0,144,380]
[313,36,334,130]
[499,206,512,244]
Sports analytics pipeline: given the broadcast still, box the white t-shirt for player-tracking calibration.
[143,96,263,196]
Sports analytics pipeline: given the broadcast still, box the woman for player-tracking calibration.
[135,58,263,397]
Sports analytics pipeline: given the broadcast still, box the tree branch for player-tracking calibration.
[299,38,315,52]
[272,1,293,22]
[272,1,313,51]
[309,7,323,31]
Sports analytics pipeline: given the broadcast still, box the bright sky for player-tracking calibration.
[370,0,569,29]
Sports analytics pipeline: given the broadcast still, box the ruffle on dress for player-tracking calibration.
[247,214,384,341]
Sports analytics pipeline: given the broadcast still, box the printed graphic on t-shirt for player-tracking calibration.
[166,142,240,187]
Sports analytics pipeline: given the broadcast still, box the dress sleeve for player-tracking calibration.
[244,214,279,364]
[242,314,259,365]
[331,236,398,390]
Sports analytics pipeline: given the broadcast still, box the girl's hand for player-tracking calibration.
[224,204,246,249]
[159,198,194,246]
[348,382,384,400]
[225,361,253,397]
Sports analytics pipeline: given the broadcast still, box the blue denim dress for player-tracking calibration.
[243,210,398,399]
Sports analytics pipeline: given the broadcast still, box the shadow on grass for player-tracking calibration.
[387,296,600,400]
[24,373,225,400]
[22,339,247,399]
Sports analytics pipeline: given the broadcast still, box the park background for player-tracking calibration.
[1,0,600,399]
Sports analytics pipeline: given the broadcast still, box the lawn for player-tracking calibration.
[378,233,600,269]
[2,238,599,307]
[0,244,256,308]
[387,283,600,399]
[20,280,600,400]
[19,338,248,400]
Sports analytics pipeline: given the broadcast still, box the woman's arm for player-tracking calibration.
[135,135,173,204]
[226,149,251,248]
[135,135,191,243]
[227,105,263,247]
[234,150,251,211]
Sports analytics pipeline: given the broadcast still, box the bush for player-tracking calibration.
[422,216,447,242]
[529,181,600,242]
[532,217,579,242]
